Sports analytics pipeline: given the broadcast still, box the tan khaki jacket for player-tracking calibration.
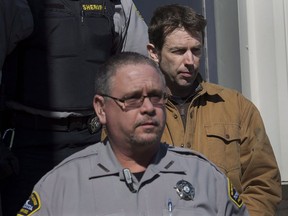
[161,79,281,216]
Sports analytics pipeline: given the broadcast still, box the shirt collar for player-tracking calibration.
[89,141,187,180]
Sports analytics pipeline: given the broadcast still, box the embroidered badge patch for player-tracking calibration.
[227,178,243,208]
[17,191,41,216]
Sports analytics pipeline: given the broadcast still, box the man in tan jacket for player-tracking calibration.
[147,4,281,216]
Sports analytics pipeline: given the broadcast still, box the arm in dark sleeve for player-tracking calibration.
[0,0,33,72]
[240,96,282,216]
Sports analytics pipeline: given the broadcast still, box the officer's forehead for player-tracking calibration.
[110,64,163,90]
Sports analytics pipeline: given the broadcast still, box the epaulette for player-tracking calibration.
[167,145,206,158]
[166,144,224,174]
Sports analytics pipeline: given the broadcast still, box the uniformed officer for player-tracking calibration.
[0,0,148,215]
[18,52,249,215]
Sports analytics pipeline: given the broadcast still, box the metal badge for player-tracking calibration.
[174,180,195,200]
[88,115,102,134]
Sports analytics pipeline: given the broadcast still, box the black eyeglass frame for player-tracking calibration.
[100,93,168,110]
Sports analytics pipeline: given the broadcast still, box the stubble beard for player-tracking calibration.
[129,128,163,148]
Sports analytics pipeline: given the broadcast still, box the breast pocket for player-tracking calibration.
[204,124,241,173]
[83,9,114,61]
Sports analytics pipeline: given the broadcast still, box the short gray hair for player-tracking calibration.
[95,52,165,95]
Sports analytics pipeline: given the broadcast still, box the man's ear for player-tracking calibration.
[147,43,159,63]
[93,95,106,124]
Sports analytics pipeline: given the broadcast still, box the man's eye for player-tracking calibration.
[125,97,141,104]
[192,48,202,56]
[150,96,161,102]
[172,50,186,55]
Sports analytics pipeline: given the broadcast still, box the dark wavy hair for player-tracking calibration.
[148,4,207,51]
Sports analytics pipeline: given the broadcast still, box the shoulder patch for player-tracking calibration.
[227,178,243,208]
[17,191,41,216]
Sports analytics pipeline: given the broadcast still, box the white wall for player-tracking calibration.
[238,0,288,182]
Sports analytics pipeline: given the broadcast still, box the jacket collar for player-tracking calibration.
[165,74,226,110]
[197,74,225,96]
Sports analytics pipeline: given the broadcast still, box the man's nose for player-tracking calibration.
[140,97,155,113]
[184,50,194,65]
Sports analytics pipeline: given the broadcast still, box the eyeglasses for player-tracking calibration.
[101,93,168,110]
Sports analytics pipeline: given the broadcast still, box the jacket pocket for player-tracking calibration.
[204,123,241,173]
